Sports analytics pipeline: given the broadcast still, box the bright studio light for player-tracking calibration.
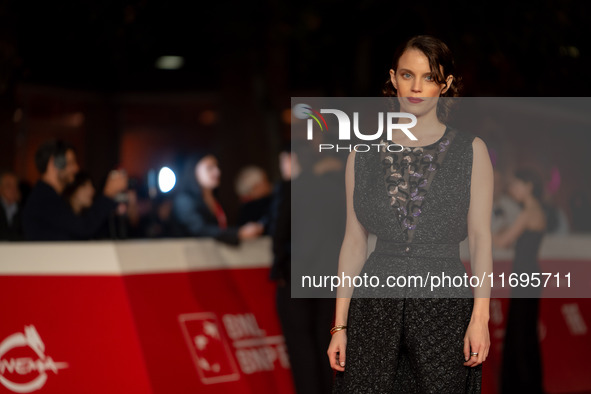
[155,56,184,70]
[158,167,176,193]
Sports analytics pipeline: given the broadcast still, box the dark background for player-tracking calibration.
[1,0,590,224]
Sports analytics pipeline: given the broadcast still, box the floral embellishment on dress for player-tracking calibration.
[379,128,455,242]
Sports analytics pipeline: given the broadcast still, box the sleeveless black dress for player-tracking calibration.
[500,230,545,393]
[333,126,483,393]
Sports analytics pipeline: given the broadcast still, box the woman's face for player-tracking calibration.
[389,48,452,117]
[508,177,531,202]
[195,155,221,189]
[73,180,95,209]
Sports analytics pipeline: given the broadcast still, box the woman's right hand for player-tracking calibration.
[238,222,264,240]
[327,330,347,372]
[104,170,128,198]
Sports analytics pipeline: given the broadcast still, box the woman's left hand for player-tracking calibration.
[463,316,490,367]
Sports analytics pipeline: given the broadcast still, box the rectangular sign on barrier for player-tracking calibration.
[179,312,242,385]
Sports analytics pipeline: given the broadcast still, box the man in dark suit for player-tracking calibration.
[22,139,128,241]
[0,170,23,241]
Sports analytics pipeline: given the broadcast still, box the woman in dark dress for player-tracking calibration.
[493,169,547,393]
[172,151,264,245]
[327,35,493,393]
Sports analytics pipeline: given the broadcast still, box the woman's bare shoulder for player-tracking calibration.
[472,136,488,150]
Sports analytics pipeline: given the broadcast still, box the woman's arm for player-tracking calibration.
[493,198,548,248]
[328,150,369,372]
[492,211,528,248]
[173,193,240,244]
[464,136,493,367]
[334,150,369,320]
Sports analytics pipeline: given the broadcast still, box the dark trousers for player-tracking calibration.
[276,284,334,394]
[501,297,544,394]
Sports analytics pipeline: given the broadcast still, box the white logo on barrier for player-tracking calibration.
[562,303,588,335]
[0,325,68,393]
[179,312,289,385]
[179,313,240,385]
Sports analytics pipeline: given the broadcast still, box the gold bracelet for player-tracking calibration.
[330,325,347,335]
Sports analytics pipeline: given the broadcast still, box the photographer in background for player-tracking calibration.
[0,170,24,241]
[22,139,128,241]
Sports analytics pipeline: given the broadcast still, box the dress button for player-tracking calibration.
[405,246,410,253]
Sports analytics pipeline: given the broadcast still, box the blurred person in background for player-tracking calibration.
[542,195,570,235]
[172,150,264,245]
[63,171,95,215]
[269,145,295,285]
[61,170,138,239]
[18,180,32,206]
[0,170,24,241]
[491,168,522,236]
[569,187,591,232]
[235,165,274,235]
[269,144,296,281]
[270,140,345,394]
[22,139,128,241]
[493,168,547,394]
[141,196,177,238]
[102,184,141,240]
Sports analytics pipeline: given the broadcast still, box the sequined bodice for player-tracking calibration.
[379,127,454,242]
[353,126,475,245]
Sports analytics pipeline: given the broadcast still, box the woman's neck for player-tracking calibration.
[70,199,82,215]
[391,109,445,144]
[201,188,214,199]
